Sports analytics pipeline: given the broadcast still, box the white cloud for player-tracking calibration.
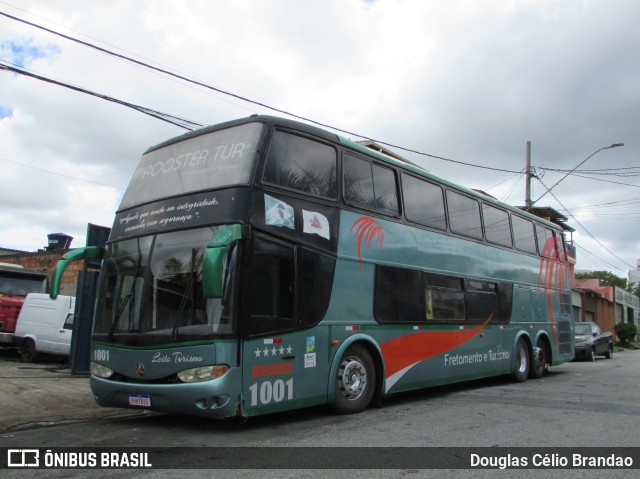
[0,0,638,277]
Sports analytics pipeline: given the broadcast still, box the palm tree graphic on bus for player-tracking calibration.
[350,216,385,270]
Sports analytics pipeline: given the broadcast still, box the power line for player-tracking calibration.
[0,10,522,175]
[567,196,640,210]
[537,178,635,271]
[0,60,204,131]
[576,244,629,276]
[0,155,125,189]
[567,174,640,189]
[541,166,640,176]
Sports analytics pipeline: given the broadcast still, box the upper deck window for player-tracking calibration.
[512,215,537,254]
[536,226,558,259]
[482,204,513,247]
[446,190,483,240]
[402,173,446,230]
[262,131,337,199]
[343,154,399,215]
[120,122,263,210]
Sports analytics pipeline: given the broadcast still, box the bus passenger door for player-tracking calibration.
[242,331,331,416]
[242,335,298,416]
[240,235,300,415]
[240,235,327,416]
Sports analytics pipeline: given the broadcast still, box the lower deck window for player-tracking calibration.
[375,266,506,324]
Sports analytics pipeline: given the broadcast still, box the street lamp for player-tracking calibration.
[532,143,624,205]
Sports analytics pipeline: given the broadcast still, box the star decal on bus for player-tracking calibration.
[350,216,385,270]
[254,345,293,358]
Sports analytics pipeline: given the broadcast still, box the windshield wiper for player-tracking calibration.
[170,248,197,341]
[108,293,131,339]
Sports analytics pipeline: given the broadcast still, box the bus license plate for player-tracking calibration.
[128,394,151,407]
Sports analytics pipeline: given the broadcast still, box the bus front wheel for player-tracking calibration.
[513,339,530,382]
[333,344,376,414]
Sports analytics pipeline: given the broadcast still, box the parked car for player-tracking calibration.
[13,293,75,362]
[574,322,614,361]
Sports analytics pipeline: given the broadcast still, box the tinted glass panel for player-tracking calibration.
[512,215,537,254]
[93,227,238,345]
[372,165,399,215]
[465,281,498,322]
[447,190,483,239]
[402,173,446,230]
[375,266,424,323]
[263,131,337,198]
[536,226,556,258]
[425,273,465,321]
[344,155,375,208]
[122,122,263,209]
[483,204,512,247]
[426,289,465,321]
[93,236,153,335]
[425,273,463,290]
[248,237,295,336]
[300,249,336,327]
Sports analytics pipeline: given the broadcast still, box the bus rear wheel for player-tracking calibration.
[513,339,529,382]
[333,344,375,414]
[530,339,549,379]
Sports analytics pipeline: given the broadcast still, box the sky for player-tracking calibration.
[0,0,638,280]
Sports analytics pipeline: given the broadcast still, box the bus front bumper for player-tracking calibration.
[90,367,242,420]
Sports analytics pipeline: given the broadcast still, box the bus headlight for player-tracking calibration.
[91,362,114,379]
[177,365,229,383]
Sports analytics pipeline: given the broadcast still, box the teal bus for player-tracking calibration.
[50,115,574,419]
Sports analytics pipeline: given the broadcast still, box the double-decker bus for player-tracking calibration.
[50,115,574,419]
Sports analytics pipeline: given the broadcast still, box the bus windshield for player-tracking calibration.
[120,122,263,210]
[93,226,237,345]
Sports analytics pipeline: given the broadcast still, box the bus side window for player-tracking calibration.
[446,190,483,240]
[512,215,537,254]
[374,265,424,323]
[402,173,447,230]
[536,226,556,259]
[262,130,337,199]
[465,280,498,322]
[424,273,465,321]
[482,204,513,247]
[300,248,336,327]
[344,154,399,216]
[248,236,296,336]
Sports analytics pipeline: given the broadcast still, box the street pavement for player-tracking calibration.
[0,348,139,433]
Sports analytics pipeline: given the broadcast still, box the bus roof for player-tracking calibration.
[143,115,563,232]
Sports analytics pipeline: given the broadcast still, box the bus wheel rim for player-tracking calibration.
[338,357,367,400]
[517,345,527,374]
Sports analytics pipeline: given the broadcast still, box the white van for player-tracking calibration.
[14,293,75,362]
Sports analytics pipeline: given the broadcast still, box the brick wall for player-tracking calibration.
[579,290,616,336]
[0,249,82,297]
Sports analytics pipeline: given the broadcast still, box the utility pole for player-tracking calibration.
[525,141,532,211]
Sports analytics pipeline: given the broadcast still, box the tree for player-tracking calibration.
[614,322,638,343]
[575,271,627,289]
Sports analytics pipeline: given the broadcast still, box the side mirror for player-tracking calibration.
[202,225,244,298]
[50,246,104,299]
